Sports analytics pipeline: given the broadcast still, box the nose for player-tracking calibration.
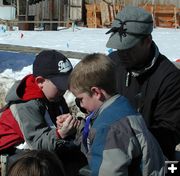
[80,102,84,108]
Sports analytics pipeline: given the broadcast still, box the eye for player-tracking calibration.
[75,97,83,106]
[76,97,83,103]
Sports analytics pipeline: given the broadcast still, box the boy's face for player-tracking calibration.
[72,88,103,113]
[36,77,64,102]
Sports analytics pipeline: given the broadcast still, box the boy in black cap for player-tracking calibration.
[106,5,180,160]
[0,50,87,175]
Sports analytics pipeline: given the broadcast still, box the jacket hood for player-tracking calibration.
[5,74,45,103]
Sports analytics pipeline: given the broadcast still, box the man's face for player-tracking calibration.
[117,38,151,70]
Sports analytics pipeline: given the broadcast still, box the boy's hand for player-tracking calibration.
[56,113,80,139]
[56,114,69,129]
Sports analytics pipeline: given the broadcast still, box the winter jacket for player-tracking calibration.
[85,95,165,176]
[109,42,180,159]
[0,74,69,153]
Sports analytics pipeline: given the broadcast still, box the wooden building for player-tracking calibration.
[0,0,179,30]
[16,0,86,30]
[0,0,16,21]
[85,0,180,28]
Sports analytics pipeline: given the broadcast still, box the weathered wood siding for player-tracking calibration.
[70,0,83,20]
[87,0,180,8]
[15,0,179,30]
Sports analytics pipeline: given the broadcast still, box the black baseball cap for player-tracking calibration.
[33,50,73,91]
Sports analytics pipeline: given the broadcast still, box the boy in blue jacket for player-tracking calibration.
[58,53,165,176]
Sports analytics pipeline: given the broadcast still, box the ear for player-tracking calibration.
[91,86,101,96]
[35,76,46,89]
[91,87,105,101]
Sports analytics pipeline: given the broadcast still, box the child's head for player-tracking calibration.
[7,150,66,176]
[33,50,73,101]
[69,53,116,112]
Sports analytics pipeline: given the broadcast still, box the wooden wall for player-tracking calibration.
[86,0,180,8]
[16,0,180,30]
[69,0,82,21]
[85,0,180,28]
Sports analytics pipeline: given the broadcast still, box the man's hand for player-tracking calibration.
[56,113,80,139]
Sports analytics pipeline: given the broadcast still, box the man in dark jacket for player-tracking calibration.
[106,5,180,160]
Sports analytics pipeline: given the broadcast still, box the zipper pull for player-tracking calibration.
[125,72,130,87]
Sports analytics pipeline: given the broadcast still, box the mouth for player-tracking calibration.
[119,59,133,68]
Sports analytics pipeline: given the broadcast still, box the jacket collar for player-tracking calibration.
[131,41,159,77]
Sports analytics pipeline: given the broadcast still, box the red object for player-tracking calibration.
[176,59,180,62]
[0,109,24,152]
[56,128,61,139]
[0,75,45,152]
[17,74,45,101]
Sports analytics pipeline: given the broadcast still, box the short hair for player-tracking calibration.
[69,53,116,95]
[7,150,66,176]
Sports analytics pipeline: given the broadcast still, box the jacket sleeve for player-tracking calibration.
[149,69,180,159]
[10,99,61,151]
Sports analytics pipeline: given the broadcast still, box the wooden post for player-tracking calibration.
[25,0,29,21]
[174,7,178,28]
[16,0,19,17]
[49,0,54,30]
[35,2,40,28]
[41,0,44,28]
[58,0,60,26]
[60,0,65,27]
[112,0,116,17]
[67,0,70,22]
[100,1,110,27]
[93,0,97,28]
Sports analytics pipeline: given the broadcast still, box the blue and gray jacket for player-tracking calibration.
[85,94,165,176]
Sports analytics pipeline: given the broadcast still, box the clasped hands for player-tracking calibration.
[56,113,81,139]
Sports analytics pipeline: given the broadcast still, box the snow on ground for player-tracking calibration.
[0,26,179,105]
[0,26,179,61]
